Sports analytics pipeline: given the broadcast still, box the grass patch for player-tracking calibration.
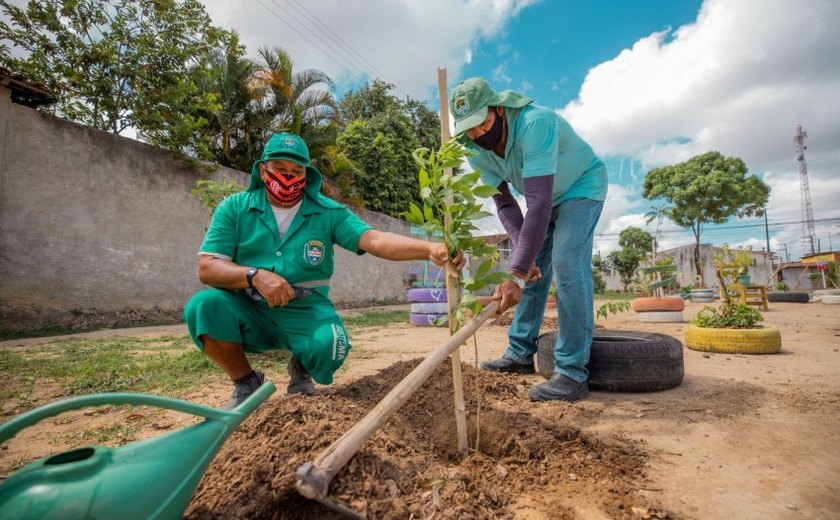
[0,335,286,415]
[343,310,408,330]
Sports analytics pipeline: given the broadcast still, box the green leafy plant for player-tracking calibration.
[404,139,510,330]
[713,243,753,283]
[191,176,246,220]
[774,282,789,292]
[692,304,764,329]
[596,301,631,322]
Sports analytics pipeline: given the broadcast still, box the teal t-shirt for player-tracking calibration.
[467,104,608,204]
[200,189,372,308]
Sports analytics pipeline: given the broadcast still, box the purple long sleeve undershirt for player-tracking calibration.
[491,176,554,276]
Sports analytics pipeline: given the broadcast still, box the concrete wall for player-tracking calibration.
[0,92,415,330]
[600,244,775,292]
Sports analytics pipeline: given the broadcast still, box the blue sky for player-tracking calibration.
[147,1,840,259]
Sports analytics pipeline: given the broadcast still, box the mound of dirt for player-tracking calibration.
[186,361,666,519]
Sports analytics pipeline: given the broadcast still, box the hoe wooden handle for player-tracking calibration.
[296,301,500,500]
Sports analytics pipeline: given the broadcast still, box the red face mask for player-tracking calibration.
[264,168,306,206]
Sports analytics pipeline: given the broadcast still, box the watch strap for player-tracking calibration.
[246,268,259,289]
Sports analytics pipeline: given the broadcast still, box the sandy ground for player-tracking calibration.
[1,300,839,518]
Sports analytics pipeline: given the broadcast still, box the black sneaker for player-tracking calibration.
[480,355,535,375]
[528,374,589,402]
[222,371,265,410]
[288,356,315,396]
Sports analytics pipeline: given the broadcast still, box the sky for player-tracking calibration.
[200,0,840,262]
[9,0,839,261]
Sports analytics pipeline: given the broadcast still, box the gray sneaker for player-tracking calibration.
[480,355,535,375]
[528,373,589,402]
[222,371,265,410]
[288,356,315,396]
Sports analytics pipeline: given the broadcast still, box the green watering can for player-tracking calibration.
[0,383,276,520]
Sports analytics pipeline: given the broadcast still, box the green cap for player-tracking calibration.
[259,132,311,167]
[449,77,533,135]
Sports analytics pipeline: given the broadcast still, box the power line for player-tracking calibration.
[265,0,371,82]
[282,0,404,95]
[594,216,840,238]
[253,0,369,85]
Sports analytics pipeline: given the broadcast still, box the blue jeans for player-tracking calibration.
[504,197,603,383]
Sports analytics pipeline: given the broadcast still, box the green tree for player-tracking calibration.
[337,80,440,218]
[0,0,224,158]
[252,46,338,155]
[643,151,770,286]
[196,31,270,171]
[592,255,607,293]
[606,227,654,291]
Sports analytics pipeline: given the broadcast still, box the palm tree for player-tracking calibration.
[198,31,271,170]
[252,46,339,145]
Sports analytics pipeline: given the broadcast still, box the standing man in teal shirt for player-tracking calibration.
[185,133,463,409]
[449,77,607,402]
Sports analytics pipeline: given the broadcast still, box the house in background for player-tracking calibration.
[776,251,840,291]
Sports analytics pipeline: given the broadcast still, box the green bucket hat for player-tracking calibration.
[249,132,319,192]
[259,132,311,167]
[449,77,533,135]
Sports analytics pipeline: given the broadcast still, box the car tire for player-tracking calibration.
[537,330,684,392]
[767,292,810,303]
[636,310,685,322]
[409,313,448,326]
[407,288,447,303]
[631,297,685,312]
[685,325,781,354]
[410,302,449,314]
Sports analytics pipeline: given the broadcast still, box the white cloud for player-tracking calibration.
[201,0,538,100]
[519,80,533,91]
[561,0,840,260]
[492,63,512,84]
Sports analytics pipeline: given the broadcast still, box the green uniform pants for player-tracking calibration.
[184,289,351,385]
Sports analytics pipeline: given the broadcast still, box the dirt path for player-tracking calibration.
[1,301,838,518]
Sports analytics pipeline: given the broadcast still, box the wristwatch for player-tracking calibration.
[510,275,526,290]
[245,267,260,289]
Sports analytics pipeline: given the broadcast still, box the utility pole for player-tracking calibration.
[780,242,790,263]
[794,124,816,254]
[763,210,771,257]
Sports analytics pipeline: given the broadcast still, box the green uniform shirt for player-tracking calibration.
[467,104,608,204]
[200,188,372,309]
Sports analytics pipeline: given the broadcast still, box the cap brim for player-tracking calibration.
[452,105,488,135]
[262,153,311,168]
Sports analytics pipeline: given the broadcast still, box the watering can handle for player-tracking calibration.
[0,383,276,445]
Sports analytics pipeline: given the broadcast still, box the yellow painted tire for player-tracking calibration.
[685,325,781,354]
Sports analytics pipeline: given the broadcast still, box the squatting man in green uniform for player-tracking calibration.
[449,77,607,402]
[185,133,464,409]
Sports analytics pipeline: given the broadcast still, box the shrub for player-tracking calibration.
[774,282,789,292]
[692,304,764,329]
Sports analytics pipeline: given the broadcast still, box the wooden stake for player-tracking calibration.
[437,67,469,457]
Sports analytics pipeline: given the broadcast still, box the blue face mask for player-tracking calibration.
[472,109,504,150]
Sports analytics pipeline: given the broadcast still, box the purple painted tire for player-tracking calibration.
[407,288,447,303]
[409,313,448,326]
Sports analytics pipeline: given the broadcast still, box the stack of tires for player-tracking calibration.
[407,288,449,326]
[630,296,685,322]
[690,288,715,303]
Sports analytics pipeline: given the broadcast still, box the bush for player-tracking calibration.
[692,304,764,329]
[774,282,789,292]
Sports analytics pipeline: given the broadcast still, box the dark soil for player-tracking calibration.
[185,361,666,519]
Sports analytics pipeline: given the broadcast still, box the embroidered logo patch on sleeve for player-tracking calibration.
[303,239,325,266]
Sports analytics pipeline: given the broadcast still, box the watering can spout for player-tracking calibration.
[0,382,276,520]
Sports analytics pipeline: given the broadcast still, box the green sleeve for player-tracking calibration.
[199,196,237,258]
[332,207,372,255]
